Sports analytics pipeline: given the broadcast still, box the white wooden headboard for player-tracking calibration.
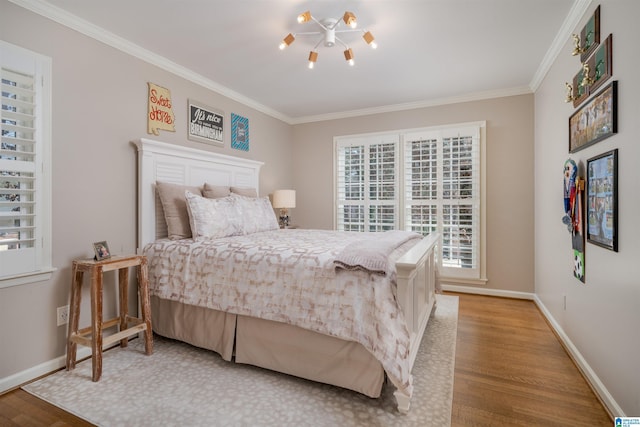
[133,138,264,252]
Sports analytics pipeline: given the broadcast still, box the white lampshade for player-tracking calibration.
[272,189,296,209]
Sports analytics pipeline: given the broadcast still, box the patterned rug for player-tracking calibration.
[24,295,458,426]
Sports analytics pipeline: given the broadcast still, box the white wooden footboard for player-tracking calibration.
[393,232,439,413]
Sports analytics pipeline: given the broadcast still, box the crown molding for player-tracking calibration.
[290,86,533,125]
[529,0,593,92]
[8,0,291,124]
[10,0,579,126]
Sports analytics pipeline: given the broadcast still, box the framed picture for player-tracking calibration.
[231,113,249,151]
[579,5,600,62]
[571,66,590,108]
[569,80,617,153]
[585,33,612,94]
[93,241,111,261]
[188,100,224,145]
[586,149,618,252]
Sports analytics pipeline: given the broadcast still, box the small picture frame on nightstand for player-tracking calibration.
[93,241,111,261]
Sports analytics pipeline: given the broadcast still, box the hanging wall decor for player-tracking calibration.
[569,80,617,153]
[572,177,585,282]
[188,99,224,146]
[571,65,590,108]
[587,149,618,252]
[577,5,601,62]
[231,113,249,151]
[147,82,175,135]
[563,159,585,282]
[563,159,578,230]
[585,33,613,94]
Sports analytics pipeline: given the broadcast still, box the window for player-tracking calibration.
[335,122,486,284]
[1,41,53,287]
[336,134,399,232]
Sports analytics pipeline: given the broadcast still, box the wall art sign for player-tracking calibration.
[231,113,249,151]
[586,149,618,252]
[569,81,617,153]
[147,82,175,135]
[188,100,224,145]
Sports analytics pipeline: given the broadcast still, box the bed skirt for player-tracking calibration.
[151,296,385,398]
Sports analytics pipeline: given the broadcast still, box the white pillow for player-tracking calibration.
[231,193,279,234]
[185,191,242,240]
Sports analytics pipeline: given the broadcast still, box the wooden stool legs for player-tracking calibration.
[138,258,153,356]
[66,255,153,382]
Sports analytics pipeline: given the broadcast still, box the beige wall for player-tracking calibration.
[0,2,293,382]
[534,0,639,415]
[292,95,535,293]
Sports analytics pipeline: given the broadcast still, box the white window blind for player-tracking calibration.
[1,41,52,286]
[404,126,481,279]
[335,123,486,283]
[336,134,399,232]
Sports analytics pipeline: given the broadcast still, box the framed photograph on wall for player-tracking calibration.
[586,149,618,252]
[569,81,617,153]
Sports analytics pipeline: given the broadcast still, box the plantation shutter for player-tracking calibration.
[336,134,399,232]
[404,125,481,278]
[335,123,484,283]
[1,41,51,283]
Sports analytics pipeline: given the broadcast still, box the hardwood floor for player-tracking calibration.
[450,292,611,426]
[0,293,612,426]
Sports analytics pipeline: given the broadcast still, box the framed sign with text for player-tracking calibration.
[188,100,224,145]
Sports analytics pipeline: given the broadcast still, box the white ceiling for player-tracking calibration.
[18,0,584,123]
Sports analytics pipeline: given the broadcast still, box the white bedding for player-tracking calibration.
[143,229,422,396]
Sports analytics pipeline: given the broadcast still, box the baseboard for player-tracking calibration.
[0,339,129,395]
[0,347,92,394]
[533,295,623,418]
[441,284,622,418]
[441,284,535,300]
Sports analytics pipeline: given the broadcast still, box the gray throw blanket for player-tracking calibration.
[334,230,422,276]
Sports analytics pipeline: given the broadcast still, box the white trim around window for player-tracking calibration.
[0,40,54,288]
[334,121,487,285]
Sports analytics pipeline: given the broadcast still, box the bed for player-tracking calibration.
[134,138,438,413]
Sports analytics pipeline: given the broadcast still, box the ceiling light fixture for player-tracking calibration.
[279,10,377,68]
[308,51,318,69]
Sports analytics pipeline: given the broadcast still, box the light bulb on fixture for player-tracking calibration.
[308,51,318,69]
[343,11,357,28]
[279,33,295,50]
[363,31,377,49]
[298,11,312,23]
[344,48,354,66]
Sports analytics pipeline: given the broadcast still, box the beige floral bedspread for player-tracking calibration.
[143,229,422,396]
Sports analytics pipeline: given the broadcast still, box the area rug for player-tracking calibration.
[24,294,458,426]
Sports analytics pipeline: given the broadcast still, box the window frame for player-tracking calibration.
[333,122,487,285]
[0,40,54,288]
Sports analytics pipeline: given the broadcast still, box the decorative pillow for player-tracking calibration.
[185,192,242,240]
[202,183,231,199]
[156,181,203,240]
[230,186,258,198]
[231,193,279,234]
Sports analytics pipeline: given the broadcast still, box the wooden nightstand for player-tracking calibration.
[66,254,153,381]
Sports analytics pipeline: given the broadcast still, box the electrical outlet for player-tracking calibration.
[57,305,69,326]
